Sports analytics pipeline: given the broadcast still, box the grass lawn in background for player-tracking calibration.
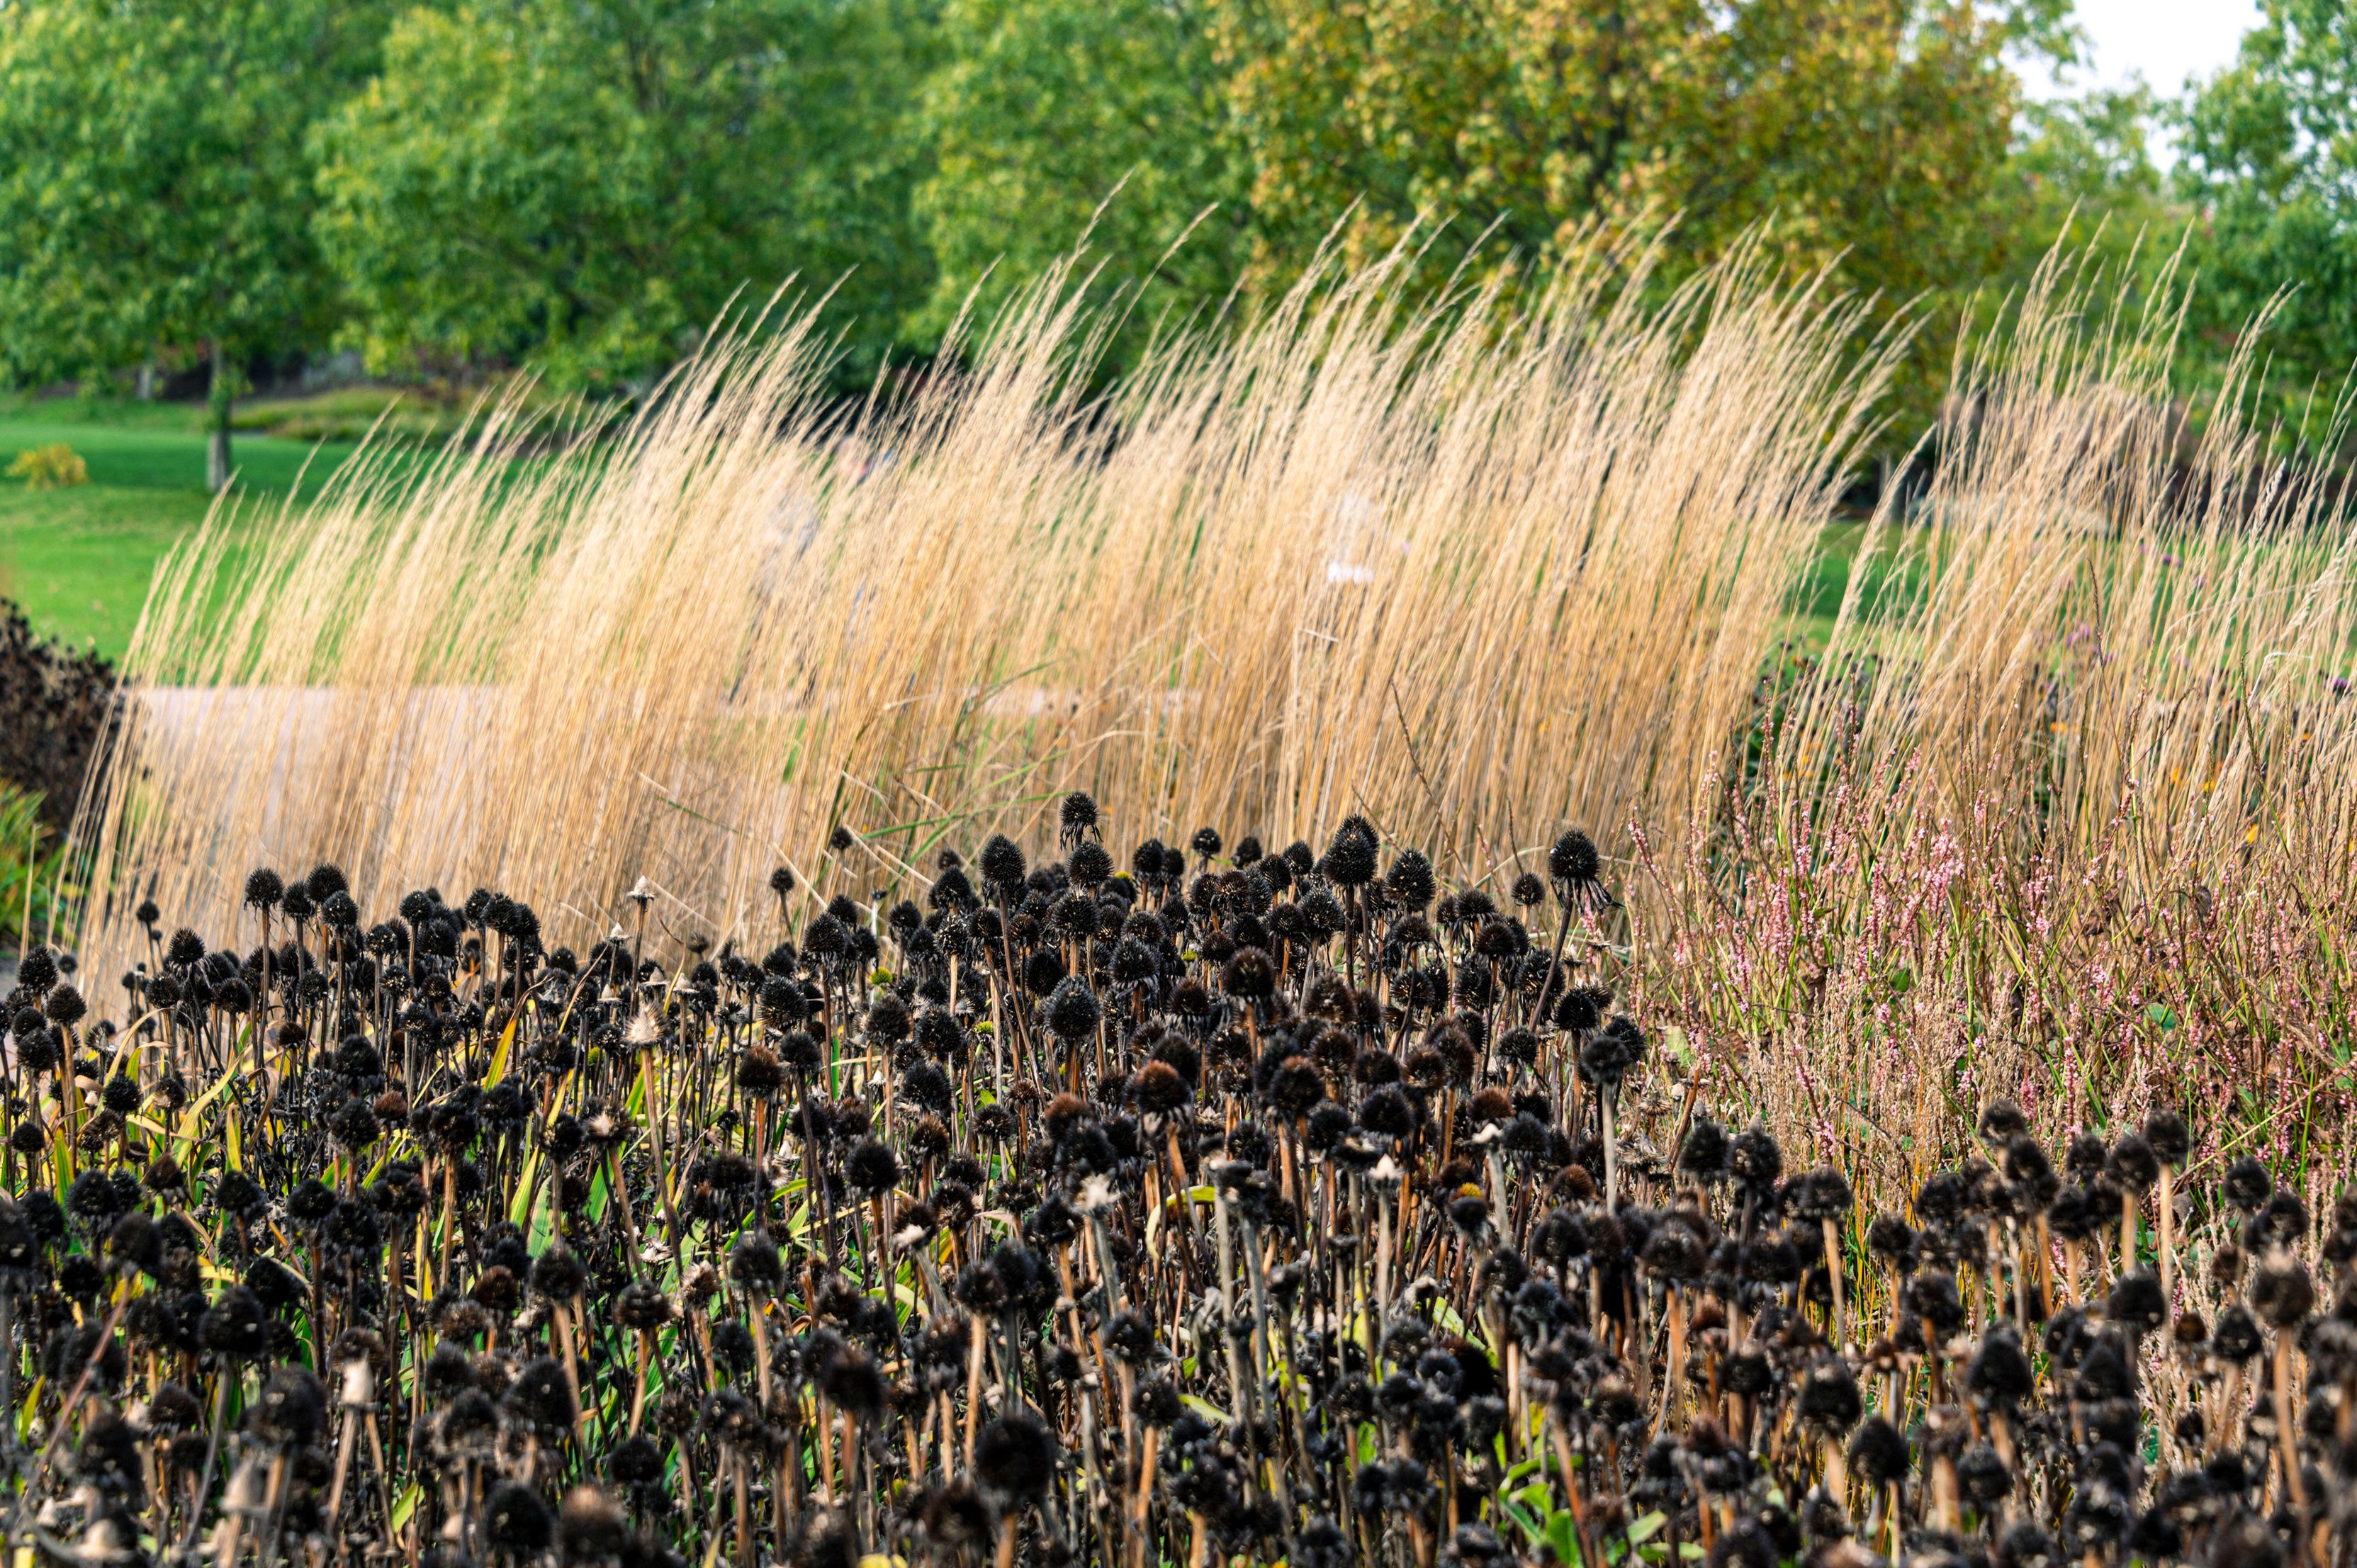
[4,389,1902,666]
[0,396,369,660]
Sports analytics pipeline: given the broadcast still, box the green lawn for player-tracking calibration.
[4,392,1900,667]
[0,396,371,660]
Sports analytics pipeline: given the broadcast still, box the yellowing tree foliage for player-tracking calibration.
[1216,0,2035,364]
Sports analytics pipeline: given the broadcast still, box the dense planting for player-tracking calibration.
[0,600,115,835]
[0,799,2348,1568]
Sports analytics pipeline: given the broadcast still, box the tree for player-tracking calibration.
[913,0,1251,351]
[1987,85,2185,315]
[314,0,940,393]
[1220,0,2035,303]
[0,0,389,490]
[2178,0,2357,408]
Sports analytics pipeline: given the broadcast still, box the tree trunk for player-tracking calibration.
[206,342,234,494]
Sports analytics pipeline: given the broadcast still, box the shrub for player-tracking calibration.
[4,442,87,489]
[0,602,117,835]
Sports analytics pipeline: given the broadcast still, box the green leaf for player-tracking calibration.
[1626,1511,1667,1547]
[1180,1394,1232,1426]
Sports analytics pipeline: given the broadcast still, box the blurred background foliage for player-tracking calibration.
[0,0,2344,461]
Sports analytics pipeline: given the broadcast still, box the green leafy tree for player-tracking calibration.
[315,0,938,392]
[2178,0,2357,411]
[1985,85,2186,325]
[0,0,390,490]
[1216,0,2040,333]
[912,0,1249,354]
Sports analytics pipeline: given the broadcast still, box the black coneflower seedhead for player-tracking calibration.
[2142,1107,2189,1166]
[1553,986,1602,1034]
[2222,1156,2272,1212]
[2064,1130,2108,1182]
[196,1285,269,1360]
[480,1479,552,1557]
[1220,947,1276,1003]
[1847,1416,1910,1486]
[213,1168,266,1219]
[1135,1059,1191,1116]
[1958,1442,2012,1506]
[967,1102,1014,1146]
[1996,1522,2060,1568]
[2003,1135,2057,1207]
[977,833,1026,891]
[1678,1112,1734,1188]
[244,1364,326,1447]
[1965,1324,2035,1409]
[556,1487,629,1565]
[1043,974,1101,1044]
[242,868,284,909]
[43,983,84,1025]
[2108,1268,2166,1334]
[1794,1356,1860,1432]
[1359,1084,1414,1140]
[1789,1167,1854,1222]
[1321,825,1376,888]
[2249,1251,2312,1331]
[1069,839,1113,889]
[1059,791,1100,849]
[1577,1017,1643,1090]
[1190,828,1222,860]
[12,1028,54,1075]
[165,928,204,966]
[2044,1184,2095,1242]
[846,1139,901,1198]
[729,1229,785,1294]
[1728,1125,1782,1192]
[2207,1513,2283,1568]
[1129,837,1166,881]
[1385,850,1436,910]
[1547,829,1601,900]
[2244,1189,2308,1253]
[503,1356,578,1434]
[1977,1098,2027,1144]
[529,1245,587,1301]
[2106,1134,2160,1192]
[911,1484,996,1562]
[975,1410,1057,1501]
[821,1344,887,1418]
[16,947,55,994]
[1640,1218,1704,1280]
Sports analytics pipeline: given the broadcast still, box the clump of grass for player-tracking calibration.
[71,236,1892,1007]
[1634,248,2357,1209]
[0,811,2348,1568]
[6,443,89,490]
